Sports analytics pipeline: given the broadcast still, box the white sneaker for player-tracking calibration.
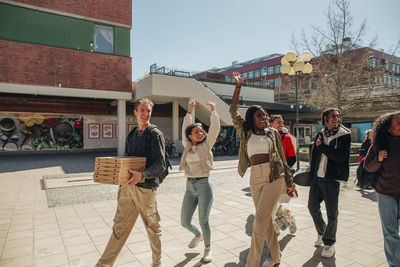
[289,217,297,234]
[314,235,323,247]
[188,234,203,248]
[321,245,335,258]
[202,247,212,263]
[261,257,274,267]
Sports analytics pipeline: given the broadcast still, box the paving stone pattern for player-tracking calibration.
[0,153,387,267]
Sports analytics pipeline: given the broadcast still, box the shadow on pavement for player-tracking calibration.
[358,189,377,202]
[302,247,337,267]
[279,234,294,251]
[223,248,248,267]
[242,187,252,197]
[173,252,200,267]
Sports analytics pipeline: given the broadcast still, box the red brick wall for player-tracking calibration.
[13,0,131,26]
[0,40,132,93]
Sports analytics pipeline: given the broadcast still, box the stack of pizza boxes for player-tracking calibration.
[93,157,146,185]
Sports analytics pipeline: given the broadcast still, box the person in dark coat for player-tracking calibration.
[308,108,351,258]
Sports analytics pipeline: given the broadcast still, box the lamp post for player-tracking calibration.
[280,51,313,171]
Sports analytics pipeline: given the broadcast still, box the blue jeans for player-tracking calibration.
[377,193,400,267]
[180,177,213,247]
[308,178,340,246]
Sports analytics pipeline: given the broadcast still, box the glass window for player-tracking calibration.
[267,79,274,88]
[274,65,281,74]
[274,77,281,87]
[262,67,268,75]
[254,69,261,78]
[268,67,274,75]
[94,25,114,54]
[243,72,248,80]
[388,75,392,84]
[370,58,378,68]
[311,78,317,89]
[306,127,311,136]
[248,71,254,79]
[299,127,305,139]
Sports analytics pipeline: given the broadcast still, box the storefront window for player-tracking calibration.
[0,113,84,151]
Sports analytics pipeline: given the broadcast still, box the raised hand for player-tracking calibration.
[188,99,198,114]
[205,101,215,112]
[233,72,243,87]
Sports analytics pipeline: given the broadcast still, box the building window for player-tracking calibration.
[274,65,281,74]
[262,67,268,75]
[370,58,378,68]
[268,67,274,75]
[274,77,281,87]
[243,72,248,80]
[388,75,392,84]
[94,25,114,54]
[311,78,318,89]
[248,71,254,79]
[254,69,261,78]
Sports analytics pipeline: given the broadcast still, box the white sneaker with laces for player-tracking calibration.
[261,257,274,267]
[314,234,323,247]
[188,234,203,248]
[321,245,335,258]
[202,247,212,263]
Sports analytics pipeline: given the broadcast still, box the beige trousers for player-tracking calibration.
[97,185,161,267]
[246,163,285,267]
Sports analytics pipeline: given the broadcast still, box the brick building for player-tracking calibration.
[0,0,132,153]
[193,46,400,142]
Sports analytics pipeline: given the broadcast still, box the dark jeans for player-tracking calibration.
[308,178,340,246]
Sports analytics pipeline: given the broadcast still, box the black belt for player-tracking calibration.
[187,177,208,182]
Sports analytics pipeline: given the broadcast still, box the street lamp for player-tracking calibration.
[280,51,313,171]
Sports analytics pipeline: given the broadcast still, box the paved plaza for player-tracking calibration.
[0,153,387,267]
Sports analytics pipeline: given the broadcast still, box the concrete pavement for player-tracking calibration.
[0,153,387,267]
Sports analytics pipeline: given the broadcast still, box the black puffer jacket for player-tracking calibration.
[309,125,351,182]
[125,125,167,190]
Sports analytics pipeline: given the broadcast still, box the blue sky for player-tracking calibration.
[131,0,400,81]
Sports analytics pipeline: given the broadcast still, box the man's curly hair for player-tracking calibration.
[372,111,400,151]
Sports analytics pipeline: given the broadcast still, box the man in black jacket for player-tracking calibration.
[308,108,351,258]
[97,98,166,267]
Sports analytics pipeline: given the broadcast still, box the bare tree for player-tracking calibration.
[290,0,399,116]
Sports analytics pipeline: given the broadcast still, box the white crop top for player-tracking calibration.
[247,134,269,157]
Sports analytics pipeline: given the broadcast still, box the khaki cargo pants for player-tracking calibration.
[97,185,162,267]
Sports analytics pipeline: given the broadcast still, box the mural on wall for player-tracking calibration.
[0,113,84,151]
